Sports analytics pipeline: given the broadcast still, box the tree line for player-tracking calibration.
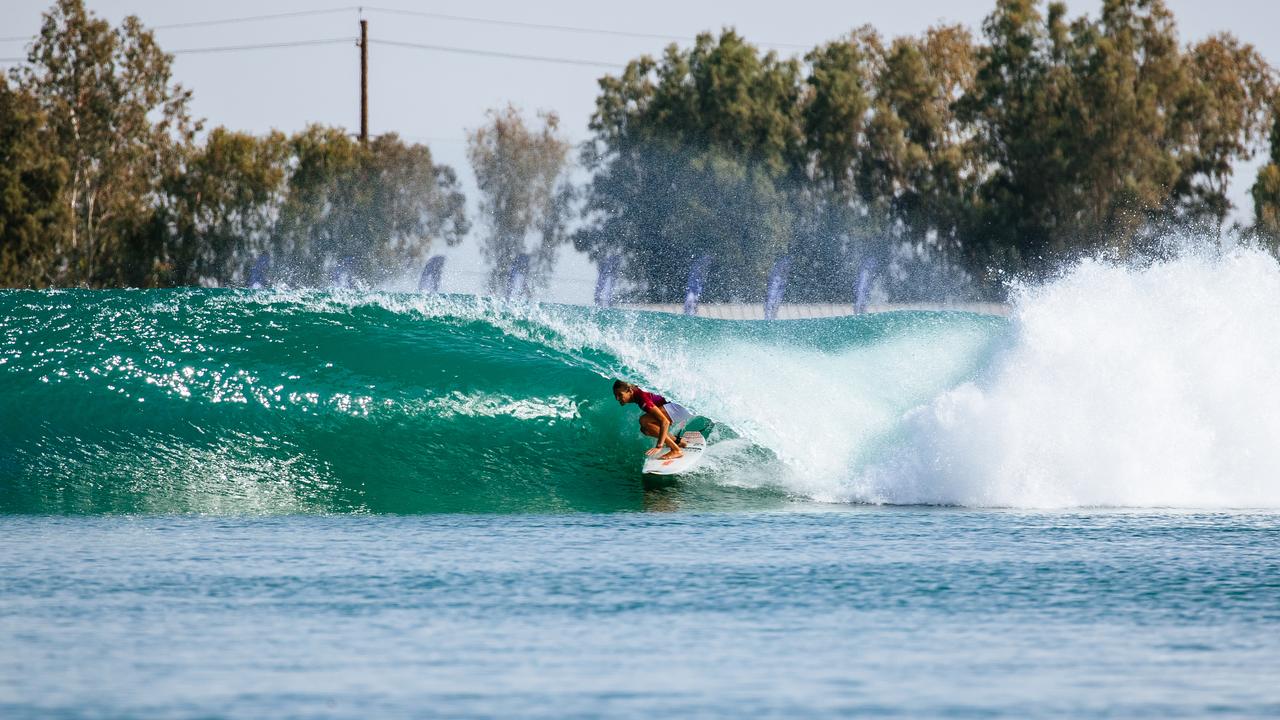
[0,0,468,289]
[2,0,1280,301]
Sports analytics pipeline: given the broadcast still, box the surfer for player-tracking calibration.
[613,380,691,459]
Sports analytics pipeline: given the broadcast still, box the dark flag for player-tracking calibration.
[248,253,270,289]
[764,255,792,320]
[683,255,712,316]
[594,255,620,308]
[855,258,877,314]
[418,255,446,294]
[506,253,531,300]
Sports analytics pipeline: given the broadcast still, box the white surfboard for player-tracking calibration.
[641,431,707,476]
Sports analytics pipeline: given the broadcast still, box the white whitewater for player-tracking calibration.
[847,247,1280,508]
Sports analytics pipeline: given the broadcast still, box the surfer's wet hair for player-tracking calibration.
[612,379,633,393]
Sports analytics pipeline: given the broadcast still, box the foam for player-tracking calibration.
[846,247,1280,508]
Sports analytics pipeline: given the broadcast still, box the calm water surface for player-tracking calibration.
[1,509,1278,718]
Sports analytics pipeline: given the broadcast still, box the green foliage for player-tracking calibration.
[13,0,196,286]
[272,127,467,287]
[161,128,288,285]
[578,30,822,303]
[160,126,467,288]
[955,0,1273,289]
[1180,35,1274,224]
[467,106,573,295]
[577,3,1277,301]
[804,28,882,195]
[1253,109,1280,246]
[603,30,807,177]
[0,76,67,286]
[0,0,468,289]
[861,25,979,289]
[958,0,1097,282]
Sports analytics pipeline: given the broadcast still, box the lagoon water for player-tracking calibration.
[3,511,1278,719]
[3,249,1280,717]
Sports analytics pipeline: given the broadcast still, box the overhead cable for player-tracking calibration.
[3,5,810,51]
[0,7,358,42]
[362,6,809,50]
[371,38,625,69]
[149,7,357,31]
[2,37,617,66]
[166,37,356,55]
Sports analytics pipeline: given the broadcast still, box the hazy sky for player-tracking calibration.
[3,1,1278,299]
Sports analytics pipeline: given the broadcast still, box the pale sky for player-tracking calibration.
[3,1,1278,300]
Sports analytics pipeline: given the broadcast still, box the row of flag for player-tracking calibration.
[249,252,878,316]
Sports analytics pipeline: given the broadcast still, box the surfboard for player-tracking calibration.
[641,431,707,476]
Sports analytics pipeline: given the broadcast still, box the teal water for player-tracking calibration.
[1,512,1277,718]
[0,289,1006,514]
[4,269,1280,717]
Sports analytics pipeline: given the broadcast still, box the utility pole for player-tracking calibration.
[359,18,368,144]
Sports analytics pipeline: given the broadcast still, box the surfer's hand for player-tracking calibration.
[645,447,665,457]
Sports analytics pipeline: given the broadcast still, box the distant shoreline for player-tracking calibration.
[619,302,1011,319]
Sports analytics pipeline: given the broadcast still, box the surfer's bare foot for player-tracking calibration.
[664,451,684,459]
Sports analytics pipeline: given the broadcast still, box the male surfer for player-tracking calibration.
[613,380,691,459]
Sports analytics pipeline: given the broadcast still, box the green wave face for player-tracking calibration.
[0,290,1007,514]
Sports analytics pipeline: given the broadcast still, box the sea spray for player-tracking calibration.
[847,247,1280,507]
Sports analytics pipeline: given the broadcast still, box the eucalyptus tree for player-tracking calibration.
[12,0,196,286]
[958,0,1273,288]
[1174,35,1273,228]
[578,30,807,302]
[160,128,289,286]
[1252,109,1280,247]
[861,25,979,295]
[467,105,573,297]
[271,127,468,287]
[0,76,67,286]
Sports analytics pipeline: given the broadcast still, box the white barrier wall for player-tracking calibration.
[618,302,1011,319]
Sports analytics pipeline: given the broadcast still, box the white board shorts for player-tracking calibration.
[663,402,694,431]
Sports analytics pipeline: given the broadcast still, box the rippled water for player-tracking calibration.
[2,510,1277,718]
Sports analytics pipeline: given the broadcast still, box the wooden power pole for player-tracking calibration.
[359,19,368,143]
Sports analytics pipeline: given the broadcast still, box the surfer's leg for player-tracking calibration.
[662,434,684,458]
[640,416,682,457]
[638,416,660,439]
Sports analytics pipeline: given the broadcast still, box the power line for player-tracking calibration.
[2,37,616,66]
[152,7,356,31]
[2,37,350,61]
[169,37,355,56]
[362,6,810,50]
[0,7,358,42]
[371,39,625,69]
[2,6,811,51]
